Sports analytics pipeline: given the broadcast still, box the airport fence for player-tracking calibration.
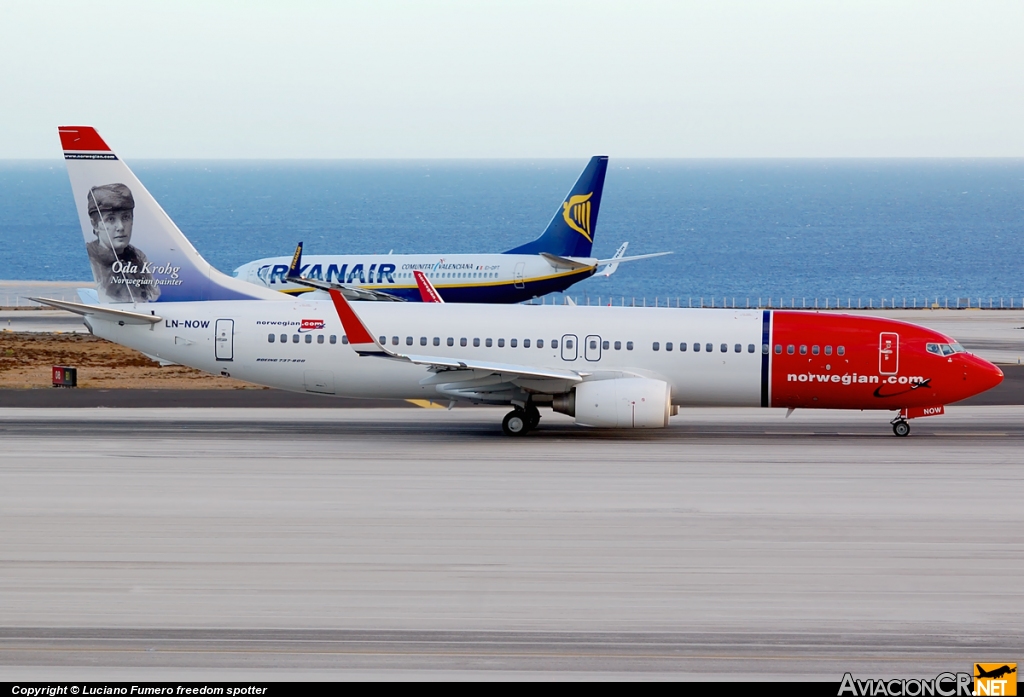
[530,296,1024,310]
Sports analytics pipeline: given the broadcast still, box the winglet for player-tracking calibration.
[328,289,389,355]
[286,241,304,280]
[413,270,445,303]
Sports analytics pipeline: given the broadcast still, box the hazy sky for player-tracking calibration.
[2,0,1022,158]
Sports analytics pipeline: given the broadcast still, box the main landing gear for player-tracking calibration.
[891,417,911,437]
[502,405,541,436]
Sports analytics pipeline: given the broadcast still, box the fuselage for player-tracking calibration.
[233,253,598,302]
[90,301,1003,410]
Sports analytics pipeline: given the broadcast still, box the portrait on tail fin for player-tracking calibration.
[85,183,160,302]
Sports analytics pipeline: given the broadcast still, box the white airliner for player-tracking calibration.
[39,127,1003,437]
[231,156,671,303]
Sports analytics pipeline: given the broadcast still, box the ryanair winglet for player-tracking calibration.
[287,241,304,280]
[504,155,608,258]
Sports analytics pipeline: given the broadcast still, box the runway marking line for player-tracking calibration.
[0,645,992,662]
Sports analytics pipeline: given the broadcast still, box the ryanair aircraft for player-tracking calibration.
[231,156,670,303]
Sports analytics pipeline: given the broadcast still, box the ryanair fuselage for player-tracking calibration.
[233,253,598,303]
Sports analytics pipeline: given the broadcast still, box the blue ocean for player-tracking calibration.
[1,159,1022,304]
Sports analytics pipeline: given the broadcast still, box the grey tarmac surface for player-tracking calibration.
[1,406,1022,680]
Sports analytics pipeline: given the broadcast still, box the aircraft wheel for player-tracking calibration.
[892,420,910,437]
[502,410,530,436]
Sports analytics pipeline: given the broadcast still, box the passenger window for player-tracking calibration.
[292,335,299,343]
[837,346,845,356]
[331,335,338,344]
[566,339,573,349]
[590,339,598,349]
[433,337,440,346]
[406,336,413,346]
[734,344,741,353]
[447,337,454,347]
[460,338,467,347]
[825,345,832,356]
[473,338,480,347]
[799,345,807,355]
[775,344,782,354]
[318,335,324,344]
[304,334,312,344]
[626,341,634,350]
[787,345,795,354]
[706,343,713,353]
[524,339,531,348]
[602,340,609,350]
[652,342,660,351]
[420,337,427,346]
[694,342,701,353]
[486,338,493,347]
[720,343,727,353]
[392,336,399,345]
[379,336,386,345]
[812,345,819,355]
[339,335,347,344]
[510,338,518,348]
[614,341,621,350]
[280,334,287,343]
[537,339,544,348]
[498,338,505,347]
[551,339,558,349]
[680,342,687,352]
[268,334,275,343]
[666,342,673,352]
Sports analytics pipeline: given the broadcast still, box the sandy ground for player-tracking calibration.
[0,332,258,390]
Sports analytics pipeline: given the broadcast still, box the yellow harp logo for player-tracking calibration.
[562,192,594,243]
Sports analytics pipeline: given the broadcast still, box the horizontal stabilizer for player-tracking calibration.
[30,297,161,324]
[595,250,673,265]
[540,252,595,270]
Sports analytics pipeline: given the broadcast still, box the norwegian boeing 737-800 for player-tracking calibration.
[39,127,1003,436]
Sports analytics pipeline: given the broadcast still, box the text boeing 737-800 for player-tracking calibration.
[38,127,1003,436]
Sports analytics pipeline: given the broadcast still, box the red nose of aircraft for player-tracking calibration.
[964,354,1004,400]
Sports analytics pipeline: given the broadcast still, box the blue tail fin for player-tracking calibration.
[504,156,608,258]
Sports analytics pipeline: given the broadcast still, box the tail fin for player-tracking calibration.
[59,126,280,304]
[503,155,608,258]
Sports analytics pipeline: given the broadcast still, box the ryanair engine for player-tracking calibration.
[552,378,672,428]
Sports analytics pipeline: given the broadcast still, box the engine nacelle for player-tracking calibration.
[554,378,672,429]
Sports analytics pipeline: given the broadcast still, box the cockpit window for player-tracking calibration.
[950,343,966,353]
[926,343,940,355]
[940,344,954,356]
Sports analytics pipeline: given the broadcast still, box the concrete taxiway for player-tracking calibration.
[1,406,1021,679]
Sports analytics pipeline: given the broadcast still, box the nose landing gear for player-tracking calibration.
[891,417,910,437]
[502,405,541,436]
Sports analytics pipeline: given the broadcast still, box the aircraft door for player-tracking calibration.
[215,319,234,361]
[514,262,525,289]
[561,334,578,361]
[879,332,898,375]
[584,334,602,361]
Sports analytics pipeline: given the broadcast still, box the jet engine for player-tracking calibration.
[552,378,672,428]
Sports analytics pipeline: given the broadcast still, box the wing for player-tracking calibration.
[327,288,583,389]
